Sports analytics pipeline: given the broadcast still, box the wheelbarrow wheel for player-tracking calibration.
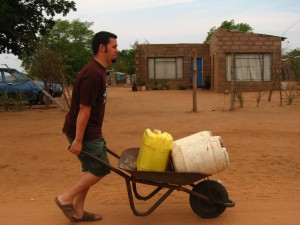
[189,180,228,218]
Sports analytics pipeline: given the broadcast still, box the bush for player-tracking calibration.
[203,76,211,89]
[0,90,26,111]
[285,86,296,105]
[178,83,186,90]
[236,92,244,108]
[161,81,169,90]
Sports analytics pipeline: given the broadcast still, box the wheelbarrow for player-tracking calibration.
[81,147,235,218]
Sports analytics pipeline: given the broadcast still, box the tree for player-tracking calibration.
[110,49,135,75]
[42,19,94,79]
[29,42,65,89]
[283,48,300,81]
[22,19,94,82]
[109,40,149,75]
[0,0,76,56]
[205,19,253,42]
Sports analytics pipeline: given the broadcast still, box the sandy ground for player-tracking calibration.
[1,87,300,225]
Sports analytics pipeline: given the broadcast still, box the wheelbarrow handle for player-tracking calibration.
[106,147,120,159]
[67,145,120,159]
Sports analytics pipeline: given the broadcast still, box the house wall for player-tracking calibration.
[210,28,283,92]
[135,44,210,90]
[135,29,284,92]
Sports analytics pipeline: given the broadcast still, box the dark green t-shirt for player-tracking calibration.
[63,59,107,141]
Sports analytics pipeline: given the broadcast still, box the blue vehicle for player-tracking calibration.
[0,68,63,105]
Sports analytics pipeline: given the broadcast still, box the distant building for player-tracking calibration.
[135,28,286,92]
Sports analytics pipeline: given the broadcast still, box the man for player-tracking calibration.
[55,31,118,222]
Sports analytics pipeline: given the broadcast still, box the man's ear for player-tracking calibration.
[98,44,106,53]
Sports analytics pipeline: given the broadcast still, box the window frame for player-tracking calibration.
[148,57,184,80]
[226,53,272,82]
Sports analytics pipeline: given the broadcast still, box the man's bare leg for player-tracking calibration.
[57,172,102,218]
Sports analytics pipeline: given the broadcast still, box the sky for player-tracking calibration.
[1,0,300,72]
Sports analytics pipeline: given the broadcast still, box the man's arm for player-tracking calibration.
[69,104,91,155]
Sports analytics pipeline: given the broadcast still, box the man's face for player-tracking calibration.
[105,38,118,64]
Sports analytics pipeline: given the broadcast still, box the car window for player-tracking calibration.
[3,70,28,82]
[4,71,17,82]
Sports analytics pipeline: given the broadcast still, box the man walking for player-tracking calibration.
[55,31,118,222]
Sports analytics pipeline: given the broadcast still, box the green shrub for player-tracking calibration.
[236,92,244,108]
[178,82,186,90]
[256,90,264,107]
[285,86,296,105]
[0,90,26,111]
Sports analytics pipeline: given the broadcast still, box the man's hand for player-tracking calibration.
[68,104,91,155]
[68,139,82,155]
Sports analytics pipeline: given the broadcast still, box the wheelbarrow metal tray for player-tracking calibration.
[118,148,210,185]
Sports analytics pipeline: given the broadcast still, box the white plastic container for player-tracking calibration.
[171,131,229,175]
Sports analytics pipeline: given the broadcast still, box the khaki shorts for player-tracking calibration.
[66,135,111,177]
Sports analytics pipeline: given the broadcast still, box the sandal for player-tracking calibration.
[54,197,75,222]
[71,211,102,222]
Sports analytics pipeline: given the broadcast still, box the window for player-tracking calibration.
[148,57,183,79]
[226,53,271,81]
[3,70,27,82]
[4,71,16,82]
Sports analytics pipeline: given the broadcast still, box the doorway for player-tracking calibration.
[190,57,203,87]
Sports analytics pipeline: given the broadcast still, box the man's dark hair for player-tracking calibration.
[92,31,117,55]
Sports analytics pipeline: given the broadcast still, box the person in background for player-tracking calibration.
[55,31,118,222]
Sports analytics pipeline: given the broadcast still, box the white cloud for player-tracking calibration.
[56,0,300,50]
[2,0,300,70]
[230,11,300,49]
[0,54,24,72]
[74,0,193,14]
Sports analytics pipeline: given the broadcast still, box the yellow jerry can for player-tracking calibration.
[136,129,173,172]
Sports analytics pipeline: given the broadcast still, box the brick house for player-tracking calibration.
[134,28,285,92]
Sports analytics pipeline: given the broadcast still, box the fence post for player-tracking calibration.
[193,49,197,112]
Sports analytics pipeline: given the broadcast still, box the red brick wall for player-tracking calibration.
[210,28,283,92]
[135,44,210,90]
[135,29,283,92]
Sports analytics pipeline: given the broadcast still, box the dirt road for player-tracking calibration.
[1,87,299,225]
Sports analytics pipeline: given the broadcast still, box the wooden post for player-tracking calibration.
[229,52,235,111]
[268,75,277,102]
[268,52,277,102]
[193,49,197,112]
[62,88,70,110]
[277,63,283,106]
[62,75,71,110]
[29,79,66,111]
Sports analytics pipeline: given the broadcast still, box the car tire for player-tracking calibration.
[39,91,53,105]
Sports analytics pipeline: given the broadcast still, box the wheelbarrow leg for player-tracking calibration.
[125,179,175,216]
[132,179,164,200]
